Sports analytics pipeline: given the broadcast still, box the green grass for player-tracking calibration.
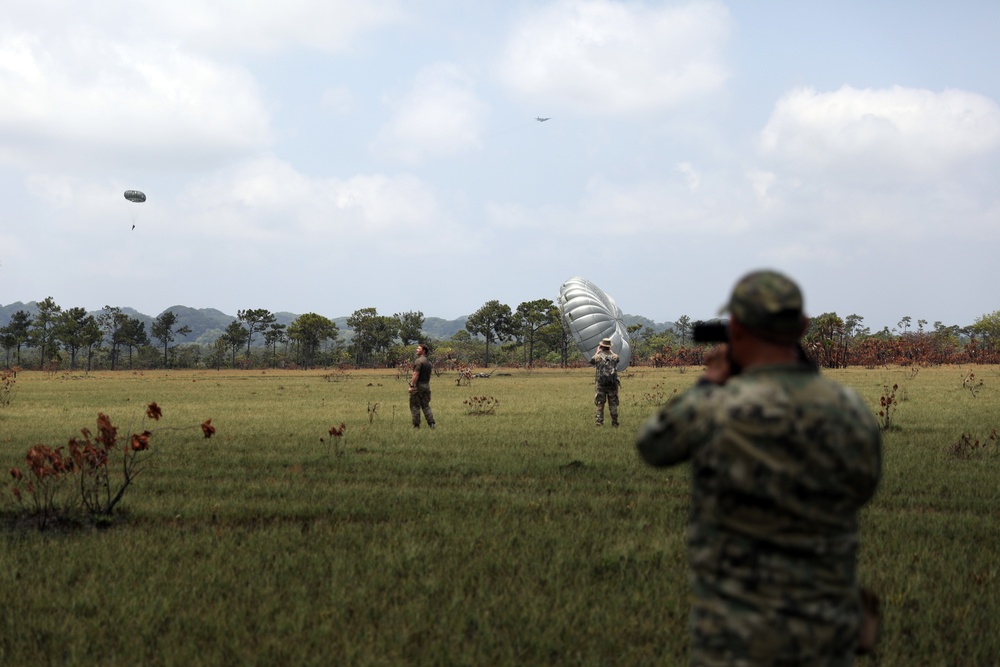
[1,365,998,666]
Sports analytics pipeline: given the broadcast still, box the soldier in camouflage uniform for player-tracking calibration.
[635,270,882,666]
[590,337,620,426]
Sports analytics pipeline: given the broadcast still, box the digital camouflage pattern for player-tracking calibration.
[636,363,882,666]
[592,349,619,388]
[590,348,620,426]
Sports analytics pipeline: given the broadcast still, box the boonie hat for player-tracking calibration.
[721,269,806,344]
[599,337,613,348]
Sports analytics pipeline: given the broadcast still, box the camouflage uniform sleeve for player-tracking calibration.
[635,381,719,467]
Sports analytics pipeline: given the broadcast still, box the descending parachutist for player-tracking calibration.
[124,189,146,230]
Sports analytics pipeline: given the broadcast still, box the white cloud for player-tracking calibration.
[0,34,271,170]
[0,0,409,172]
[760,85,1000,178]
[759,241,855,268]
[746,170,776,203]
[176,155,450,248]
[3,0,405,54]
[485,200,571,233]
[371,62,487,164]
[753,85,1000,242]
[143,0,405,53]
[675,162,701,192]
[480,166,751,242]
[578,171,749,236]
[321,86,356,114]
[498,0,730,115]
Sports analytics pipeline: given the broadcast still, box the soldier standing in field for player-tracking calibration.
[590,337,620,427]
[409,342,435,429]
[635,269,882,665]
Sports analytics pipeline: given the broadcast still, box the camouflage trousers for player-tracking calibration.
[410,384,434,427]
[594,383,619,425]
[688,594,858,667]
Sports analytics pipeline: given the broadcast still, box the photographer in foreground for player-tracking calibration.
[635,270,882,666]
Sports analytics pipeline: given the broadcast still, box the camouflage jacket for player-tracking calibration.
[635,363,882,662]
[590,350,620,388]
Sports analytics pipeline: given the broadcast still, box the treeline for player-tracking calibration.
[638,312,1000,368]
[3,296,999,371]
[0,297,580,371]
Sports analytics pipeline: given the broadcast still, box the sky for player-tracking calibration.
[1,0,998,332]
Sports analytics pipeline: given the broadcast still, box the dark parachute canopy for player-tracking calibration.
[124,190,146,228]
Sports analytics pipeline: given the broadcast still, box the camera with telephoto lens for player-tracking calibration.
[692,321,742,376]
[693,320,816,373]
[692,321,728,343]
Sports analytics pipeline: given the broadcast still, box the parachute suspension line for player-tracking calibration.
[123,189,146,229]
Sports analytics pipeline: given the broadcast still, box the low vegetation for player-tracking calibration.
[7,405,215,529]
[1,365,997,665]
[463,395,500,415]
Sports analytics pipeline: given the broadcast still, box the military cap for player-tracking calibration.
[721,269,806,344]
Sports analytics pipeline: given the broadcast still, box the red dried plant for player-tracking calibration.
[6,403,216,527]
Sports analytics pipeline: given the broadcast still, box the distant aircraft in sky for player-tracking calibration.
[535,117,551,122]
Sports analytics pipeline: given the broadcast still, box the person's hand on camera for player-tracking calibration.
[701,344,733,385]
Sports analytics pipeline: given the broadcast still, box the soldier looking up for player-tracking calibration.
[409,342,435,429]
[590,337,620,427]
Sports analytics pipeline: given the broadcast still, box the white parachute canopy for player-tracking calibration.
[557,277,631,371]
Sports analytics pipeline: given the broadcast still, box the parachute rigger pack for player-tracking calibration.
[557,277,631,371]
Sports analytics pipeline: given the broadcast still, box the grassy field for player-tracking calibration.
[1,365,998,666]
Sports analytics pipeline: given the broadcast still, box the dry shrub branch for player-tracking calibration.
[5,402,215,529]
[464,395,499,415]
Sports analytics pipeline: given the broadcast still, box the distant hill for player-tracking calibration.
[422,316,469,340]
[1,302,675,345]
[622,314,673,334]
[156,305,235,345]
[0,301,37,323]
